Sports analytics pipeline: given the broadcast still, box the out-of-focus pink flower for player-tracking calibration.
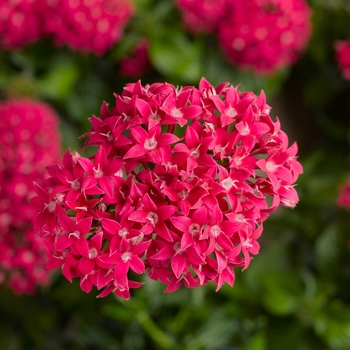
[32,78,302,299]
[335,40,350,81]
[217,0,312,75]
[43,0,135,55]
[337,177,350,210]
[0,0,43,49]
[119,39,151,78]
[176,0,228,34]
[0,99,61,294]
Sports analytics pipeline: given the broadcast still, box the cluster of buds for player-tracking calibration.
[32,78,302,299]
[335,40,350,81]
[0,0,135,54]
[0,99,61,294]
[176,0,312,75]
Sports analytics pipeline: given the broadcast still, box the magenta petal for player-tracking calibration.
[158,205,177,220]
[128,210,148,223]
[124,144,147,159]
[171,254,186,279]
[77,157,94,175]
[73,237,89,256]
[151,245,174,260]
[78,257,95,275]
[80,275,93,293]
[155,221,174,242]
[102,218,121,235]
[97,269,114,289]
[129,256,145,274]
[114,261,129,279]
[98,177,114,197]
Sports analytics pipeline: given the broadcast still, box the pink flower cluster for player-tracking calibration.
[176,0,312,74]
[176,0,228,34]
[0,0,43,48]
[335,40,350,81]
[44,0,135,55]
[32,78,302,299]
[0,0,135,54]
[337,177,350,210]
[0,99,61,294]
[119,39,150,78]
[218,0,312,74]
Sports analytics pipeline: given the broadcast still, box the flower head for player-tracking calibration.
[32,78,302,299]
[43,0,135,54]
[0,99,61,294]
[0,0,43,49]
[217,0,312,74]
[335,40,350,81]
[176,0,229,34]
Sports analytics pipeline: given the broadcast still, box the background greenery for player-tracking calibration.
[1,0,350,349]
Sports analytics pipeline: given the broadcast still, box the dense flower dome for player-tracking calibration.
[218,0,312,74]
[32,78,302,299]
[0,99,61,294]
[176,0,228,34]
[0,0,43,49]
[43,0,135,55]
[335,40,350,81]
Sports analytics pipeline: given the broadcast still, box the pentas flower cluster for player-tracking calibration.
[335,40,350,81]
[337,177,350,210]
[119,39,150,78]
[218,0,312,74]
[0,99,61,294]
[176,0,229,34]
[0,0,43,48]
[32,78,302,299]
[44,0,135,55]
[0,0,135,54]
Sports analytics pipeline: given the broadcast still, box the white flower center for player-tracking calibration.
[47,201,56,213]
[144,137,157,150]
[178,189,189,199]
[147,212,159,225]
[225,106,237,118]
[189,223,200,236]
[221,178,238,191]
[171,108,183,118]
[71,179,81,190]
[88,247,98,259]
[210,225,221,238]
[121,252,132,262]
[266,161,277,172]
[93,164,103,178]
[118,228,128,237]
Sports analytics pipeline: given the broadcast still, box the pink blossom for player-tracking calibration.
[217,0,312,74]
[335,40,350,81]
[0,0,43,49]
[119,39,151,78]
[337,177,350,210]
[43,0,135,55]
[176,0,229,34]
[0,99,61,294]
[32,78,302,299]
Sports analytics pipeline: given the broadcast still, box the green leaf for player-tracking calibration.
[37,55,79,100]
[149,30,202,84]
